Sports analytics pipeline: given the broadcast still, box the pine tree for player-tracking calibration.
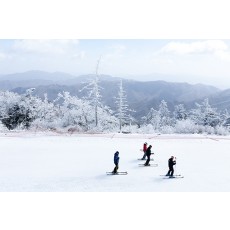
[173,104,187,120]
[189,98,221,127]
[143,108,160,130]
[114,80,132,132]
[222,109,230,127]
[158,100,171,127]
[142,100,172,131]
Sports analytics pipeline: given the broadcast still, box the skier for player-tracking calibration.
[112,151,120,174]
[144,145,153,166]
[166,156,176,177]
[141,142,148,160]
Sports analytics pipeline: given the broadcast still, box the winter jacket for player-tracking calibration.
[114,152,119,165]
[146,146,152,157]
[143,143,147,152]
[168,158,176,168]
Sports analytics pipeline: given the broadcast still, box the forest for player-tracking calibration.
[0,78,230,135]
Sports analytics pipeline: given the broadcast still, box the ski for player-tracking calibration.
[106,172,128,175]
[138,158,154,161]
[163,176,184,179]
[160,174,181,176]
[138,164,158,167]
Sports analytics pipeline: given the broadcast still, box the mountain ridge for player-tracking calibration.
[0,70,226,119]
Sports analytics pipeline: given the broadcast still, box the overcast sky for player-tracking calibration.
[1,39,230,89]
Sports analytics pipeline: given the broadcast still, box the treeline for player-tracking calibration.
[0,89,230,135]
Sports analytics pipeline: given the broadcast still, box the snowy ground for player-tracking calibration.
[0,132,230,192]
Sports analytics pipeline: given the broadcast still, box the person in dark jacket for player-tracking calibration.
[144,145,153,166]
[166,156,176,176]
[141,142,148,160]
[112,151,120,173]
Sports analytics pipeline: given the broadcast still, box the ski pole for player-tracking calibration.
[174,157,177,175]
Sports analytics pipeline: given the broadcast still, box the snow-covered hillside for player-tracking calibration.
[0,132,230,192]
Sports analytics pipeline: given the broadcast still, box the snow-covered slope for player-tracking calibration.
[0,132,229,191]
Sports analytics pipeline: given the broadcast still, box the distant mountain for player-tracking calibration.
[0,70,75,90]
[60,74,123,85]
[197,88,230,111]
[1,71,222,120]
[118,81,220,118]
[0,70,122,90]
[0,70,75,82]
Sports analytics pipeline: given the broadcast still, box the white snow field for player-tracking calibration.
[0,132,230,192]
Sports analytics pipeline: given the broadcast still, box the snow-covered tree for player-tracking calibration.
[56,91,118,131]
[55,91,92,130]
[142,100,171,131]
[173,104,187,120]
[142,108,161,130]
[114,80,133,132]
[174,119,199,134]
[189,98,221,127]
[1,87,230,135]
[158,100,171,127]
[80,58,103,127]
[31,93,60,130]
[221,109,230,127]
[0,90,37,130]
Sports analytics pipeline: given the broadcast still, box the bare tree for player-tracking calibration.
[79,57,103,127]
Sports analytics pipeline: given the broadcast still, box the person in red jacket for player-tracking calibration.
[141,142,148,160]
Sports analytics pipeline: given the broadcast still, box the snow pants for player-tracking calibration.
[145,155,151,165]
[112,163,119,173]
[142,151,147,160]
[167,166,174,176]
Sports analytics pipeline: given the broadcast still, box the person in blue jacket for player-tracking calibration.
[112,151,120,174]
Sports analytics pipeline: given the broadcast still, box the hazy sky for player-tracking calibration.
[1,39,230,89]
